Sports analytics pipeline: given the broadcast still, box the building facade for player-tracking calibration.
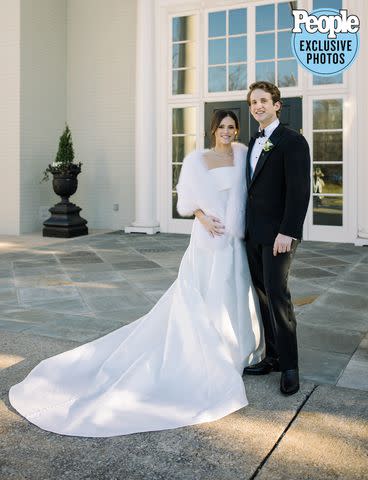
[0,0,367,245]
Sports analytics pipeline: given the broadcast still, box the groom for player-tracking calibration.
[243,81,310,395]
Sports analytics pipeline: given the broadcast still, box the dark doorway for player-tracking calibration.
[205,97,302,147]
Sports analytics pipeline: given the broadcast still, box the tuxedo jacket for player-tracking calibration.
[245,124,311,245]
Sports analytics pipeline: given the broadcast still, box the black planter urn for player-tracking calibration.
[43,170,88,238]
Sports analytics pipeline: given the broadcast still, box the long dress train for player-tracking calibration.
[9,166,264,437]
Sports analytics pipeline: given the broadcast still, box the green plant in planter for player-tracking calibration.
[41,124,82,182]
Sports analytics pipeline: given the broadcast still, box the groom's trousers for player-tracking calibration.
[245,239,298,371]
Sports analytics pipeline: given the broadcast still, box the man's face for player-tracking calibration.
[249,88,281,128]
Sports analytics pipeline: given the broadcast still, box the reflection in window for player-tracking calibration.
[208,66,226,92]
[256,4,274,32]
[229,8,247,35]
[172,164,182,188]
[278,2,294,29]
[313,164,343,195]
[172,15,196,95]
[256,34,274,61]
[256,62,275,84]
[313,100,342,130]
[229,64,247,91]
[278,31,293,58]
[229,37,247,63]
[172,70,195,96]
[255,2,297,87]
[172,43,195,69]
[208,39,226,65]
[313,132,342,162]
[173,16,195,42]
[207,8,247,92]
[313,196,343,226]
[209,11,226,37]
[172,107,196,134]
[312,99,343,227]
[278,60,298,87]
[172,107,196,219]
[172,136,196,163]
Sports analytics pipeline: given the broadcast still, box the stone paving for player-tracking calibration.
[0,231,367,479]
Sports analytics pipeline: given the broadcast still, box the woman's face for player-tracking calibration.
[214,116,237,146]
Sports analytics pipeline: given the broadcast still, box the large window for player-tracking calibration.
[171,107,196,219]
[312,99,343,226]
[255,1,298,87]
[208,8,248,92]
[172,16,196,95]
[312,0,343,86]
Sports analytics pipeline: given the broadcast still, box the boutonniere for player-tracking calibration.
[263,139,274,152]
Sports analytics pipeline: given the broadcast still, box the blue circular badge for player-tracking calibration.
[291,8,360,76]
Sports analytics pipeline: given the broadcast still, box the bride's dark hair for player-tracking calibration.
[210,110,240,147]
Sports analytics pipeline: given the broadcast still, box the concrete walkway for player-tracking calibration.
[0,231,367,479]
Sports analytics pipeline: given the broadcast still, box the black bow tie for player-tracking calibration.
[254,129,265,138]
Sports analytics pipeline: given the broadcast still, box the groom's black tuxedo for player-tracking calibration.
[245,124,310,244]
[245,124,310,371]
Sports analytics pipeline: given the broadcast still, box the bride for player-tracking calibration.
[9,110,264,437]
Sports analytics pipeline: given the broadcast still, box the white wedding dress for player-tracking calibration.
[9,166,264,437]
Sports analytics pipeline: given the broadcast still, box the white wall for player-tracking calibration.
[0,0,20,234]
[356,0,368,243]
[19,0,67,233]
[67,0,136,230]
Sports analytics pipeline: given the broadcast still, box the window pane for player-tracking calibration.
[172,43,195,68]
[229,8,247,35]
[313,0,342,10]
[229,36,247,63]
[172,16,195,42]
[172,191,180,218]
[208,66,226,92]
[313,196,342,226]
[256,33,275,60]
[229,64,247,91]
[209,11,226,37]
[256,5,275,32]
[313,73,343,85]
[313,164,343,195]
[172,164,182,189]
[313,100,342,130]
[172,136,196,163]
[313,132,342,162]
[278,60,297,87]
[278,2,296,29]
[172,108,196,134]
[256,61,275,83]
[209,39,226,65]
[278,31,293,58]
[172,69,195,95]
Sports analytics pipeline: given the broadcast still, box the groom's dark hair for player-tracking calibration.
[246,81,283,117]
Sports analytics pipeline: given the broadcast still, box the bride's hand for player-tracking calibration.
[199,214,225,237]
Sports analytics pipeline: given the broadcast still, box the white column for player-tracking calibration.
[125,0,159,234]
[355,0,368,246]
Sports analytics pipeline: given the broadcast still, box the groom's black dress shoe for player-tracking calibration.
[243,357,280,375]
[280,369,300,396]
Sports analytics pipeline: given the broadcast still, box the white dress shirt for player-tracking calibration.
[250,118,280,178]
